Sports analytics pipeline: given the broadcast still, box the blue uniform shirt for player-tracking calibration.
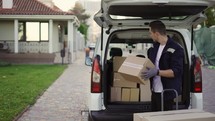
[147,37,184,100]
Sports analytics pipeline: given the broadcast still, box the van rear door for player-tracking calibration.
[95,0,214,29]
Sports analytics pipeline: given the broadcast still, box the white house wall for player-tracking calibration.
[0,20,85,61]
[0,21,62,53]
[52,22,62,53]
[73,26,77,61]
[67,20,74,63]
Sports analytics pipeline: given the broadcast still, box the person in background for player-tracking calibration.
[141,20,184,111]
[85,47,91,65]
[85,47,90,57]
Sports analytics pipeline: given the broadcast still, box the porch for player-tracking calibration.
[0,53,55,64]
[0,30,85,64]
[0,49,77,64]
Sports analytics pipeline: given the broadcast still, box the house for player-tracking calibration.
[0,0,85,64]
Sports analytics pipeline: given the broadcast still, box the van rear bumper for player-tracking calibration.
[88,104,188,121]
[89,110,133,121]
[191,93,203,109]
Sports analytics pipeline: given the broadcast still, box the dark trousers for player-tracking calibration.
[151,92,174,111]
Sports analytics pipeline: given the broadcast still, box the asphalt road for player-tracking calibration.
[202,66,215,113]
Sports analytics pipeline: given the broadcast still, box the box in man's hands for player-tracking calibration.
[118,56,155,85]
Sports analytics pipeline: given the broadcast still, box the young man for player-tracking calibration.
[141,20,184,111]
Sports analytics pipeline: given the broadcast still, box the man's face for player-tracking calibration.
[149,27,157,42]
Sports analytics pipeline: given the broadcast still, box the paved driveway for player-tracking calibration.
[17,51,91,121]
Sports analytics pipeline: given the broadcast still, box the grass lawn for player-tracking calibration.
[0,64,67,121]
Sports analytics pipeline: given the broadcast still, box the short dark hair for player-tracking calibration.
[149,20,166,35]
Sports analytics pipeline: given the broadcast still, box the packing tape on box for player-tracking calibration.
[122,62,143,69]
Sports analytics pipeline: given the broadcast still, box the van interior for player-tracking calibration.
[102,29,190,113]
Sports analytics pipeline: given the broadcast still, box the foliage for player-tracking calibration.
[70,1,90,41]
[0,65,67,121]
[202,5,215,27]
[205,6,215,27]
[71,2,90,24]
[78,23,89,41]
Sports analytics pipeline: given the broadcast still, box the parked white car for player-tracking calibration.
[88,0,215,121]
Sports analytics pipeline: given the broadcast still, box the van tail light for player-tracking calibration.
[91,56,101,93]
[193,57,202,93]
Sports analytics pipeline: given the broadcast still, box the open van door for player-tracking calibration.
[95,0,214,29]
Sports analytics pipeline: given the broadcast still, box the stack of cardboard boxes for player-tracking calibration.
[110,56,154,102]
[111,56,139,102]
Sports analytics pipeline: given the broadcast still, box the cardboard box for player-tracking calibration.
[113,72,137,88]
[140,83,151,102]
[113,56,126,72]
[121,87,140,102]
[130,88,140,101]
[122,88,130,101]
[118,56,155,84]
[134,109,215,121]
[111,87,121,101]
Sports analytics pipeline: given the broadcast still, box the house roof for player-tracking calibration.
[0,0,74,15]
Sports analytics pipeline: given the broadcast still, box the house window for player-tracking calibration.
[26,22,40,41]
[18,22,49,41]
[41,23,49,41]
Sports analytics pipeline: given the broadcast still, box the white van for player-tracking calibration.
[88,0,215,121]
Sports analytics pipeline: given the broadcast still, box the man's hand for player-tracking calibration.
[141,67,159,80]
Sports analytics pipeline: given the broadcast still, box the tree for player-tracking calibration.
[205,6,215,27]
[70,1,90,41]
[202,5,215,27]
[78,24,88,40]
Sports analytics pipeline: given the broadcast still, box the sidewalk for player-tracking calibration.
[17,51,91,121]
[202,66,215,113]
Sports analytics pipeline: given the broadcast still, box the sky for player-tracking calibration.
[53,0,77,11]
[53,0,100,11]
